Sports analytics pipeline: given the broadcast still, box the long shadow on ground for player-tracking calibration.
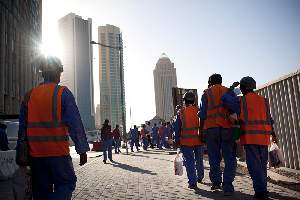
[268,192,300,200]
[109,161,157,175]
[194,188,254,200]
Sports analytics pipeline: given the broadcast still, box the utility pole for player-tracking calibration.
[118,33,128,155]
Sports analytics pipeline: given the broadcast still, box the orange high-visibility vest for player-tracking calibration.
[239,93,272,145]
[203,85,231,129]
[27,83,69,157]
[179,105,202,146]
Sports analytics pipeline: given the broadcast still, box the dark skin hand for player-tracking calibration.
[232,81,240,88]
[79,152,87,166]
[271,132,278,144]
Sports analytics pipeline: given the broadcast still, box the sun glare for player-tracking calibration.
[40,39,62,58]
[41,17,62,59]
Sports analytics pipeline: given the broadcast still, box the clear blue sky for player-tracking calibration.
[43,0,300,129]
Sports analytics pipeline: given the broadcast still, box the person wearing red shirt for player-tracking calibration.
[112,124,121,154]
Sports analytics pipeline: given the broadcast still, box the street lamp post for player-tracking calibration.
[90,37,128,155]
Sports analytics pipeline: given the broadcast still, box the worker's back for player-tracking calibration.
[27,83,69,157]
[204,84,231,129]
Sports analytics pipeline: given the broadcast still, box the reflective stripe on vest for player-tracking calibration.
[206,113,227,119]
[28,85,68,136]
[241,96,271,126]
[27,121,66,128]
[204,85,231,129]
[181,110,199,132]
[27,135,69,142]
[239,94,272,145]
[180,106,201,146]
[27,84,69,157]
[180,134,199,139]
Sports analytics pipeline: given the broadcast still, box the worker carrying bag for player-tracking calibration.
[269,142,284,168]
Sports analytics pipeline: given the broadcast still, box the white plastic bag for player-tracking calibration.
[269,142,279,152]
[174,153,183,176]
[269,142,284,168]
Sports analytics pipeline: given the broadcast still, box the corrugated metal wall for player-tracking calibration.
[256,69,300,170]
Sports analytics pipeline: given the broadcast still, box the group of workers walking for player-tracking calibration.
[131,121,173,151]
[11,55,276,200]
[174,73,277,200]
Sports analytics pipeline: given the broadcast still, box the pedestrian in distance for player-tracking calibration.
[130,125,140,152]
[145,121,153,148]
[166,121,172,148]
[238,76,277,200]
[112,124,121,154]
[199,74,237,196]
[151,123,159,148]
[174,91,204,189]
[158,122,166,149]
[16,56,89,200]
[101,119,113,163]
[140,124,149,150]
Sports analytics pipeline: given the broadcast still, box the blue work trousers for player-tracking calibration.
[158,136,164,149]
[103,139,113,161]
[31,155,76,200]
[181,145,204,185]
[142,137,149,150]
[114,139,121,153]
[151,134,158,145]
[131,139,139,150]
[244,144,268,193]
[206,127,236,192]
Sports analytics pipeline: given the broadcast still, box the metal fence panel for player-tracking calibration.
[256,69,300,170]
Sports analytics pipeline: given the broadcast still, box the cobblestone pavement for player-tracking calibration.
[71,149,300,200]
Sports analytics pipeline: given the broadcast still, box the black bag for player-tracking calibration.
[16,91,32,166]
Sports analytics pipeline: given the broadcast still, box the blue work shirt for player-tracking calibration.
[221,92,240,114]
[130,128,139,140]
[198,89,239,120]
[151,126,159,137]
[18,83,90,155]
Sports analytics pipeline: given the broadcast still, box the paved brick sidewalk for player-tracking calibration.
[72,149,300,200]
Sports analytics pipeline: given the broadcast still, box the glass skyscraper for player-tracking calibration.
[98,24,125,129]
[59,13,95,130]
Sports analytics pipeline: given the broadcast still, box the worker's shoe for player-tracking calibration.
[103,160,107,164]
[254,191,269,200]
[188,184,198,190]
[211,184,222,190]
